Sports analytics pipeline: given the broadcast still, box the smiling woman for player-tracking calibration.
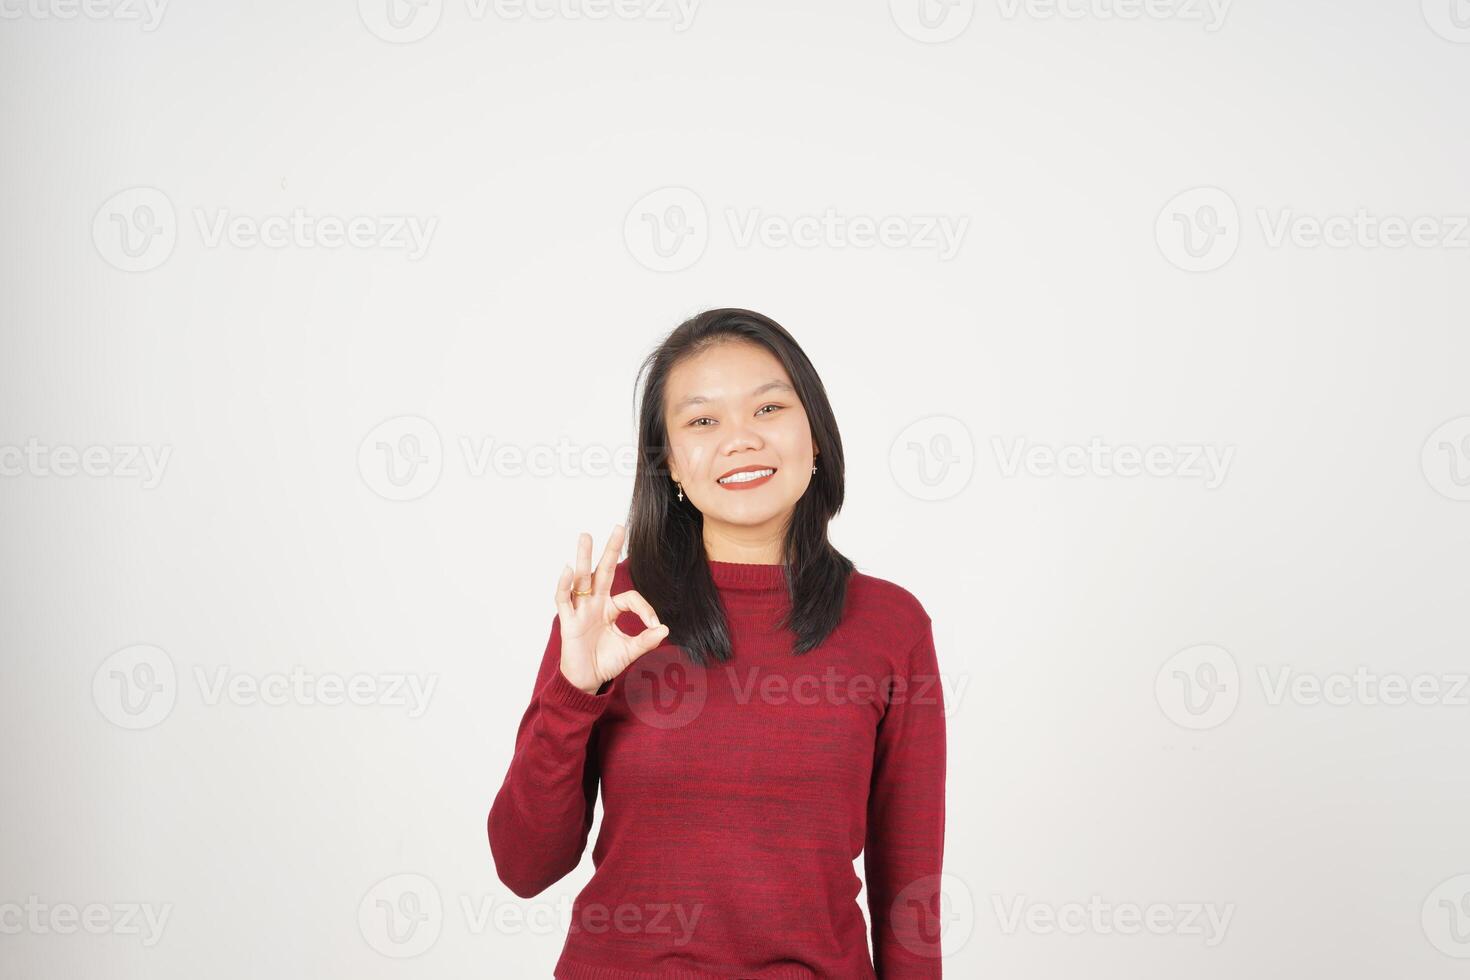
[487,308,947,979]
[627,310,852,667]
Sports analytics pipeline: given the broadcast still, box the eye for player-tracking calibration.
[688,405,782,427]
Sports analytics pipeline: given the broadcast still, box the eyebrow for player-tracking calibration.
[670,380,795,415]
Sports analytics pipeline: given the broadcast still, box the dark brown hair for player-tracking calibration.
[625,308,855,666]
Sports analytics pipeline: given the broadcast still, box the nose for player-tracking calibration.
[719,418,764,455]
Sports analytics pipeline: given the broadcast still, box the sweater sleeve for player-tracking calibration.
[864,618,948,978]
[487,613,614,898]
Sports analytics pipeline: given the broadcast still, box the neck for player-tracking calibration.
[700,517,788,564]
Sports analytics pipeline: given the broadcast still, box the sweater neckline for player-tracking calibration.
[707,558,788,593]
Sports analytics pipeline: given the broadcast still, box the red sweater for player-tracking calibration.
[488,558,947,978]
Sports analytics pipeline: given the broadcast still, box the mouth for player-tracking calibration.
[716,466,777,489]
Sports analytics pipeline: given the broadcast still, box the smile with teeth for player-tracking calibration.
[718,468,776,485]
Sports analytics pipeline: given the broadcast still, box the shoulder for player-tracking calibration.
[843,565,932,642]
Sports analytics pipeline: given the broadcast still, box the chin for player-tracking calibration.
[705,499,795,526]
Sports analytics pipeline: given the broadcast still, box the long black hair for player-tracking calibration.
[625,308,855,666]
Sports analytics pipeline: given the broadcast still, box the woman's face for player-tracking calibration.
[663,341,818,536]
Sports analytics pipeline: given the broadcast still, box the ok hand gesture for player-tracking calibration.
[555,524,669,696]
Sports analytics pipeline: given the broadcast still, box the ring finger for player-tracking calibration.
[573,532,594,599]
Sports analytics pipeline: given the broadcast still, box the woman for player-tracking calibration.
[488,308,947,978]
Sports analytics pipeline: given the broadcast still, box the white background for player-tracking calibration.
[3,0,1470,977]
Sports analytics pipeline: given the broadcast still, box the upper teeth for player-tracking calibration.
[719,468,774,484]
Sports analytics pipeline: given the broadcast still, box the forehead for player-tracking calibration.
[665,342,793,407]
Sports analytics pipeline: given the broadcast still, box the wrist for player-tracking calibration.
[559,663,602,697]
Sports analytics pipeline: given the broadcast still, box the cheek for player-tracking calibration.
[775,415,814,455]
[665,434,706,473]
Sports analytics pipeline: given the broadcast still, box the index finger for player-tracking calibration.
[592,523,625,596]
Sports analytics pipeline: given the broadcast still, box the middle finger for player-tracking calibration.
[593,524,624,596]
[574,532,593,595]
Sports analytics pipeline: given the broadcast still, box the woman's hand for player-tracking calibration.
[555,523,669,696]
